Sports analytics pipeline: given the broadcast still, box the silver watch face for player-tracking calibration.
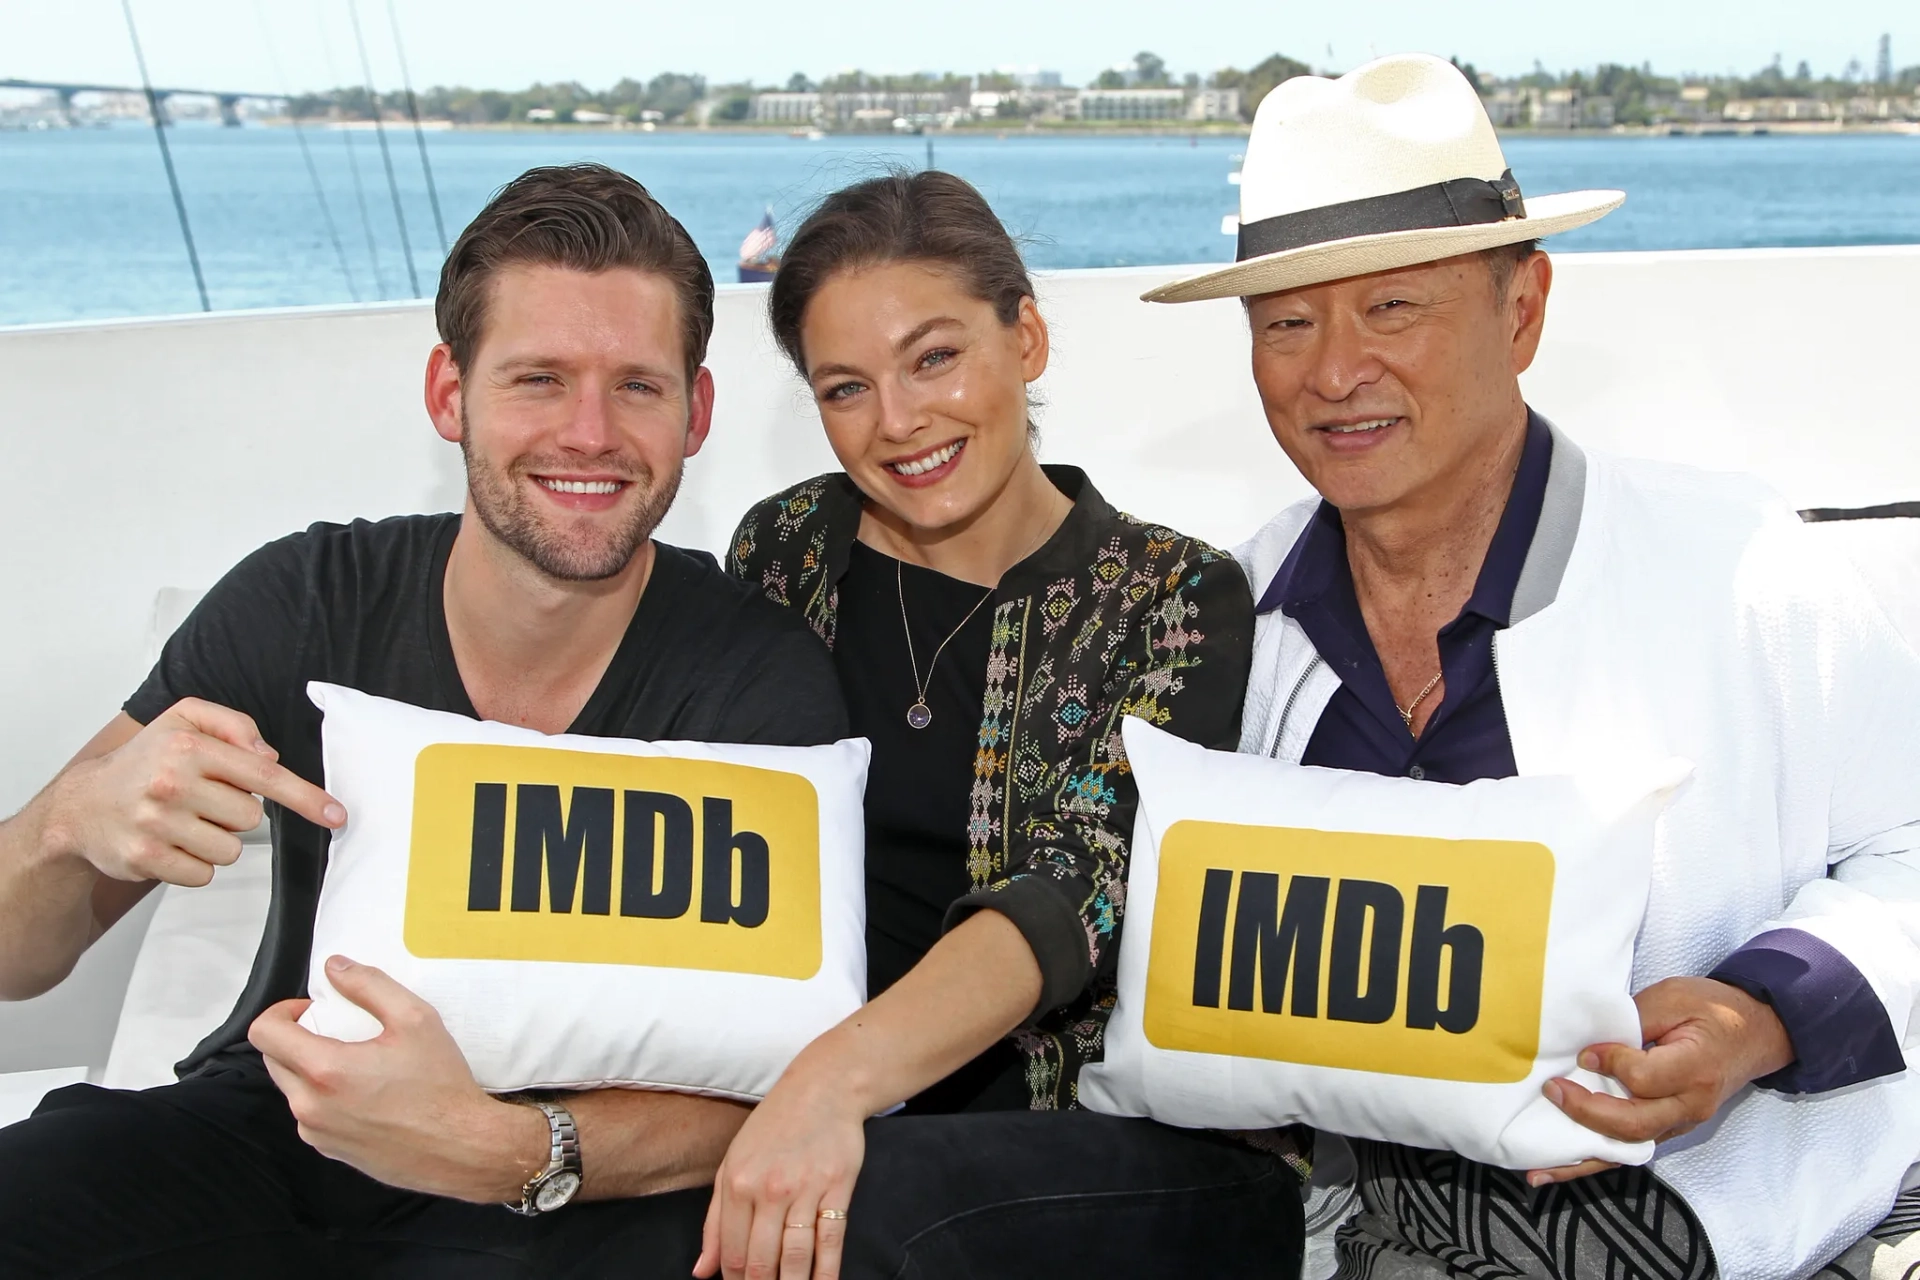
[534,1170,582,1213]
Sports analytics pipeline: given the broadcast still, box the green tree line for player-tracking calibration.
[284,49,1918,128]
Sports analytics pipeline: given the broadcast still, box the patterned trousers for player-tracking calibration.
[1335,1140,1920,1280]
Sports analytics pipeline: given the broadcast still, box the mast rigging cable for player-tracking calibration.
[121,0,210,312]
[255,0,358,301]
[346,0,421,296]
[316,0,388,297]
[385,0,448,256]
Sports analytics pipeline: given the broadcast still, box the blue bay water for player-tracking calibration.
[3,125,1919,326]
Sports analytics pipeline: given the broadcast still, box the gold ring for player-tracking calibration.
[816,1208,849,1221]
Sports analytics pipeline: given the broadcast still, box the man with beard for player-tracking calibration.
[0,164,847,1278]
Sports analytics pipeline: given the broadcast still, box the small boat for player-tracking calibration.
[737,207,780,283]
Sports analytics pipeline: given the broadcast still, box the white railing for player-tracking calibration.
[3,246,1919,1074]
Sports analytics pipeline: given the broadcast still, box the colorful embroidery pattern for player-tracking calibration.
[728,470,1253,1111]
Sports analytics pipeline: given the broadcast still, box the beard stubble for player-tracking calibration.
[459,405,684,582]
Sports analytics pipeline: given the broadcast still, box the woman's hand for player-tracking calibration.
[693,913,1041,1279]
[694,1067,867,1280]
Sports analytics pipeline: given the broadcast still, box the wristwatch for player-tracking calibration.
[506,1096,583,1215]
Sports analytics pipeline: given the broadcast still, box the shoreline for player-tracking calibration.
[263,120,1920,139]
[8,119,1916,140]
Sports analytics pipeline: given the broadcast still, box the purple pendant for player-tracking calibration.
[907,702,933,730]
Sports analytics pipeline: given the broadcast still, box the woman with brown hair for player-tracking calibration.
[696,171,1304,1279]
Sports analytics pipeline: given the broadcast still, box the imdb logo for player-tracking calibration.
[1142,821,1554,1083]
[404,744,822,979]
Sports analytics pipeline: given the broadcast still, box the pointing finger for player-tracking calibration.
[194,738,345,829]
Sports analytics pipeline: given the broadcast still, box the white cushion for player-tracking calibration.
[299,682,870,1099]
[102,848,273,1091]
[99,585,272,1092]
[1079,718,1689,1171]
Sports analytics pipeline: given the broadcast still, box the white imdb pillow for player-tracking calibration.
[298,682,870,1100]
[1079,718,1691,1171]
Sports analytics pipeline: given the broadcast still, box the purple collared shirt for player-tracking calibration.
[1257,410,1900,1093]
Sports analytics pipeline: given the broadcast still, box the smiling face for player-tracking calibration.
[798,261,1048,537]
[1246,250,1550,518]
[427,263,713,581]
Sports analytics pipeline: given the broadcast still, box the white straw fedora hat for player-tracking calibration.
[1143,53,1624,304]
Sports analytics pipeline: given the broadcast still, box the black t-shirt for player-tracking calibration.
[832,541,1027,1113]
[126,513,848,1074]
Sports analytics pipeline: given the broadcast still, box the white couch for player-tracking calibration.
[5,518,1916,1135]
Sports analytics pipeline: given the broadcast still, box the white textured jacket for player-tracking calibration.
[1235,431,1920,1280]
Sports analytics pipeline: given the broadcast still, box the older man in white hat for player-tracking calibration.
[1148,54,1920,1280]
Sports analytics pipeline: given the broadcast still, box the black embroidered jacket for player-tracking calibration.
[727,466,1254,1108]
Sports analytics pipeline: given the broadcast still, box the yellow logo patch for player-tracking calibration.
[1143,821,1554,1083]
[404,744,822,979]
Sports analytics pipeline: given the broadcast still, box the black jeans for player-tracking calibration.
[0,1060,1301,1279]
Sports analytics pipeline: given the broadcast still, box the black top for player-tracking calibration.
[125,513,849,1075]
[832,541,1028,1112]
[835,541,993,998]
[730,466,1256,1110]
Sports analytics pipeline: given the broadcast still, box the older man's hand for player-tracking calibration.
[1527,976,1795,1187]
[249,955,545,1203]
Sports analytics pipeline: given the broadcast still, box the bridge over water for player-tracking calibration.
[0,78,285,126]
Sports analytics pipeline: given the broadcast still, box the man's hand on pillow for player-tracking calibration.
[248,954,548,1203]
[1528,975,1794,1186]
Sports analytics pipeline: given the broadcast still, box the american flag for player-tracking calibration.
[738,209,777,262]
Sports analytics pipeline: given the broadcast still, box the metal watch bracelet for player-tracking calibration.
[506,1096,583,1216]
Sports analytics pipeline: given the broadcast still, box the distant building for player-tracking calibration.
[970,90,1012,119]
[1011,69,1063,90]
[1722,97,1832,122]
[829,91,955,123]
[525,107,557,122]
[751,92,821,123]
[572,108,614,124]
[1020,86,1079,120]
[1580,95,1616,128]
[1671,86,1713,122]
[1533,88,1577,129]
[1483,88,1527,127]
[1841,95,1917,121]
[1187,87,1242,121]
[1076,88,1186,121]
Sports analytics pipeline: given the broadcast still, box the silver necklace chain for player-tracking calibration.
[897,558,995,730]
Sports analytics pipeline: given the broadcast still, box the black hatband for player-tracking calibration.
[1236,170,1526,261]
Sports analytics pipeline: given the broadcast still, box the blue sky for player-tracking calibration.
[4,0,1913,96]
